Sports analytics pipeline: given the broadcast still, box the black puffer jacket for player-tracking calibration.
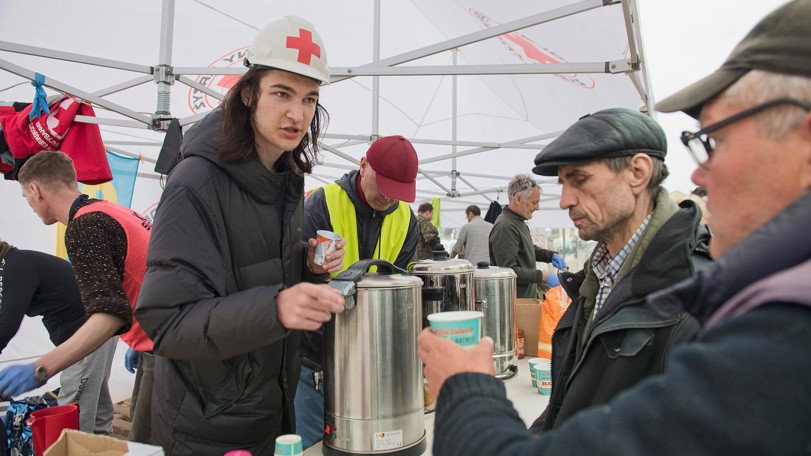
[137,107,313,455]
[530,191,711,433]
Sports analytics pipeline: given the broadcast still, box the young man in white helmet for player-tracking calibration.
[136,16,347,455]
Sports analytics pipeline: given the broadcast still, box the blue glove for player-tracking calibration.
[124,348,140,373]
[0,364,39,399]
[551,254,567,270]
[545,272,561,288]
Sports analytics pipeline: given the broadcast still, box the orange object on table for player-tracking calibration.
[537,286,572,360]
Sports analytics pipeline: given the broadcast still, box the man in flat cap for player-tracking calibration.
[527,107,711,433]
[417,1,811,454]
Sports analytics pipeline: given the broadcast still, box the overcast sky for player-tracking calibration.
[638,0,791,192]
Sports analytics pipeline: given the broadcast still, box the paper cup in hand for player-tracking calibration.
[314,230,341,266]
[427,311,484,348]
[274,434,303,455]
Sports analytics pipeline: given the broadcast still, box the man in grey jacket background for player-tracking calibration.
[451,205,492,266]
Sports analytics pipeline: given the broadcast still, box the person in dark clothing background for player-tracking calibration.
[416,201,445,260]
[0,240,114,433]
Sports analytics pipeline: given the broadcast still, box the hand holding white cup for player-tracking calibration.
[313,230,342,266]
[427,311,484,347]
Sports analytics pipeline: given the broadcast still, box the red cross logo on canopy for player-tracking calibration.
[286,28,321,65]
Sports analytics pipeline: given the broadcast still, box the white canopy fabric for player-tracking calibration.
[0,0,651,229]
[0,0,651,402]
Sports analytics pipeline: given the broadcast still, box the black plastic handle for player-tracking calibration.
[331,259,407,283]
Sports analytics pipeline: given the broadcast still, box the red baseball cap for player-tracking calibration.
[365,135,418,202]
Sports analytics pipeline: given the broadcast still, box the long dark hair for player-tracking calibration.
[218,67,329,174]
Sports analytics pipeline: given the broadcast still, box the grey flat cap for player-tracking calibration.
[532,108,667,176]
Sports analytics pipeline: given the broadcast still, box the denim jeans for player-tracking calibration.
[294,365,325,449]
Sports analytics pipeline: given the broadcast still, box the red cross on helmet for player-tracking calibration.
[244,16,330,85]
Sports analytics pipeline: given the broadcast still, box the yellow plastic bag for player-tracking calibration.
[537,285,572,359]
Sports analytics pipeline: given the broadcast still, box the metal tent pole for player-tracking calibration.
[154,0,176,129]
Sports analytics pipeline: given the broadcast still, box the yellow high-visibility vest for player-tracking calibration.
[322,183,411,276]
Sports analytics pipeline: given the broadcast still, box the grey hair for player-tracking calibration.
[604,155,669,204]
[721,70,811,140]
[507,174,539,202]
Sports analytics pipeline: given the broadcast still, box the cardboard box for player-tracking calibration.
[44,429,163,456]
[516,298,542,357]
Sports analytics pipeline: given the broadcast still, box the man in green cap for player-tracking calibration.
[417,1,811,454]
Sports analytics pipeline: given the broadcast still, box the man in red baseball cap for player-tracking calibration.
[296,135,420,448]
[363,135,419,204]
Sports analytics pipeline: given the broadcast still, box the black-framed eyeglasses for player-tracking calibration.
[680,98,811,167]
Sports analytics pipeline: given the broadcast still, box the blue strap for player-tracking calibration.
[29,72,50,120]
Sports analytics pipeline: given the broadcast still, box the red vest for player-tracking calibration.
[75,201,154,351]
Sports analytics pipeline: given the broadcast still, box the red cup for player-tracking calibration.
[28,403,80,456]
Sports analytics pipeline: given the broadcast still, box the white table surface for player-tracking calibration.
[304,357,549,455]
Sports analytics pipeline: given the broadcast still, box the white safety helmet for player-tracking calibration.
[244,16,330,85]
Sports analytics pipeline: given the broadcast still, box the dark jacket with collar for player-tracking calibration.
[530,190,711,433]
[298,170,419,367]
[488,206,557,298]
[433,191,811,456]
[136,107,316,455]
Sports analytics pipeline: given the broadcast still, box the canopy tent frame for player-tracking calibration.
[0,0,653,213]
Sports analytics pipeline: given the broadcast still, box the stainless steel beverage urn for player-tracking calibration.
[473,263,518,379]
[407,257,474,329]
[323,260,426,456]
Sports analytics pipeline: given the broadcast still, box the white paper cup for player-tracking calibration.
[528,358,552,395]
[274,434,303,455]
[427,311,484,348]
[314,230,341,265]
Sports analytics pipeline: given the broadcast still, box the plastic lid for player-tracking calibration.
[408,258,474,274]
[354,273,423,289]
[473,265,517,279]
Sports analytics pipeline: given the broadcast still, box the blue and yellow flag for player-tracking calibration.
[431,197,441,228]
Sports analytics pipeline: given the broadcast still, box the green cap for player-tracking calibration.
[656,0,811,118]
